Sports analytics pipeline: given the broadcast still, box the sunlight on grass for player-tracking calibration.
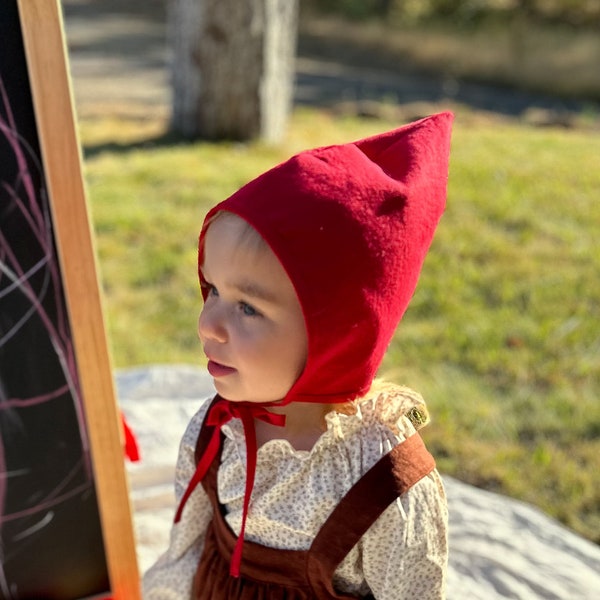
[81,108,600,543]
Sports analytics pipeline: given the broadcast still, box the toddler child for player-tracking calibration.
[143,111,454,599]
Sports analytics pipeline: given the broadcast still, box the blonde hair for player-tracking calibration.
[205,210,268,255]
[322,380,389,419]
[321,379,430,429]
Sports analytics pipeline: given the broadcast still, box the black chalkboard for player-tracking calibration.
[0,2,140,598]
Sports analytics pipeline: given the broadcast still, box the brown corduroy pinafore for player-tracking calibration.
[192,417,435,600]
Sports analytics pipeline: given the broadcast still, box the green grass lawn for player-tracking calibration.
[81,107,600,544]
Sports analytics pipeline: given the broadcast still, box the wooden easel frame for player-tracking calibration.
[16,1,141,598]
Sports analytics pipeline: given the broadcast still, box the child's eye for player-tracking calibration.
[239,302,260,317]
[202,282,219,297]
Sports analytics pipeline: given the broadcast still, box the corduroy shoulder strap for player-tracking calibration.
[306,433,436,597]
[193,404,436,599]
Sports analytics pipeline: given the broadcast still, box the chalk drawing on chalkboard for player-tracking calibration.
[1,71,109,598]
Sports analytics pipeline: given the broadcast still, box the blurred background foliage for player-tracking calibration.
[298,0,600,103]
[305,0,600,27]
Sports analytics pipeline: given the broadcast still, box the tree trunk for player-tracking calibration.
[168,0,299,142]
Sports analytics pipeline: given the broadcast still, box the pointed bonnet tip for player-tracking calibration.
[421,110,455,139]
[408,110,455,130]
[344,111,453,190]
[354,110,454,152]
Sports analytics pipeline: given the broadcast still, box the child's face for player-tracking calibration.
[198,214,308,404]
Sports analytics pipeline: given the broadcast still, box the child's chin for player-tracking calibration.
[213,384,245,403]
[214,390,278,405]
[213,381,289,405]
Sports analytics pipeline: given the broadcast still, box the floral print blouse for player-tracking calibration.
[143,384,448,599]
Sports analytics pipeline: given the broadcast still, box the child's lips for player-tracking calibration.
[207,359,236,378]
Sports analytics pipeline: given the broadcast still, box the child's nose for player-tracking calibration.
[197,306,227,343]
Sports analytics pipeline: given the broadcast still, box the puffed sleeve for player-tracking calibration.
[362,469,448,600]
[143,401,214,599]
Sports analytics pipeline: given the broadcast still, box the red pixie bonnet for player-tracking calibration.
[200,111,453,405]
[177,112,454,575]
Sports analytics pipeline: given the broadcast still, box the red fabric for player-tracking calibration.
[180,112,453,576]
[199,112,453,406]
[175,398,285,576]
[121,412,140,462]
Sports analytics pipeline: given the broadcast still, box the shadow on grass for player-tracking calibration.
[83,131,197,159]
